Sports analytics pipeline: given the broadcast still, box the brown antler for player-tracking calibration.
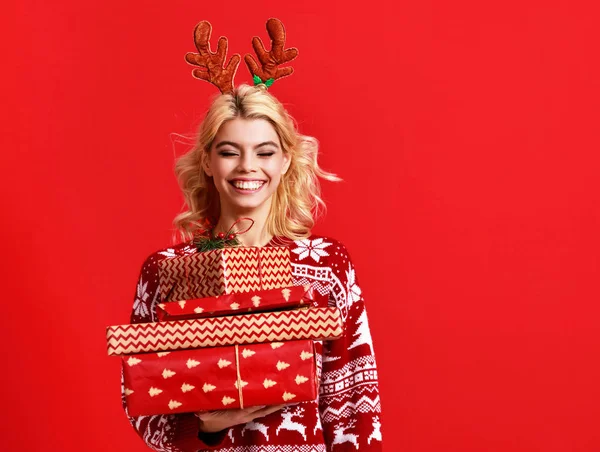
[185,21,241,94]
[244,18,298,85]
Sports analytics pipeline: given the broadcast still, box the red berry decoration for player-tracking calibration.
[227,233,236,240]
[217,232,226,239]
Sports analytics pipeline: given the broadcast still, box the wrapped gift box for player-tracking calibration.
[107,307,343,356]
[158,247,293,301]
[156,284,327,321]
[123,340,317,416]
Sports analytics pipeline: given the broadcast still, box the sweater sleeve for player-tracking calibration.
[318,243,383,451]
[120,253,231,452]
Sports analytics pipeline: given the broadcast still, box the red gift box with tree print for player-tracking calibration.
[122,339,317,416]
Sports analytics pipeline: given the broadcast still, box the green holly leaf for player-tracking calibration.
[264,78,275,87]
[253,74,262,85]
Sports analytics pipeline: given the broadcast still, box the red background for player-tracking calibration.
[2,1,599,451]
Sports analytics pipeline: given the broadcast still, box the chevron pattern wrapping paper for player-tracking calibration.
[157,247,293,302]
[106,307,343,356]
[122,340,317,416]
[156,284,323,321]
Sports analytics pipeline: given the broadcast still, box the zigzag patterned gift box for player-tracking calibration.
[106,307,343,356]
[156,284,328,321]
[158,247,293,302]
[123,340,317,416]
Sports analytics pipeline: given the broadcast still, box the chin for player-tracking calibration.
[225,197,270,212]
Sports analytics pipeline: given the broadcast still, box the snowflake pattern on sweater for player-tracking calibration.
[121,235,382,451]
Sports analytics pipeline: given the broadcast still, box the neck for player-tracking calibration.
[214,199,274,247]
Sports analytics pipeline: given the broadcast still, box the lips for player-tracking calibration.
[228,179,266,191]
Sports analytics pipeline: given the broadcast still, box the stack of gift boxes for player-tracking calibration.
[106,246,344,416]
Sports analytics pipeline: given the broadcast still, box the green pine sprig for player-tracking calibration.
[193,234,242,252]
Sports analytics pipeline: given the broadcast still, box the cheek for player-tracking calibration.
[265,169,283,188]
[211,161,234,181]
[267,172,285,195]
[265,157,288,178]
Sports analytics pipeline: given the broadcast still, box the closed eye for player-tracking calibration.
[258,152,275,157]
[219,151,238,157]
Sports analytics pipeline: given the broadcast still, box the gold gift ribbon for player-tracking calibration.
[184,257,193,301]
[256,247,263,289]
[234,344,244,409]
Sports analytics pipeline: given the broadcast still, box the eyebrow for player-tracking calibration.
[215,140,280,150]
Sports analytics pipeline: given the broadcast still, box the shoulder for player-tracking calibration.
[138,241,196,273]
[281,233,354,268]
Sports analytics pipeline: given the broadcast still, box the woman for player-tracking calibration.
[122,83,383,451]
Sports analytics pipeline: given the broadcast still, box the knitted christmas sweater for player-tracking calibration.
[121,234,383,451]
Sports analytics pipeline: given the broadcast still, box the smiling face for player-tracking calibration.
[203,117,291,215]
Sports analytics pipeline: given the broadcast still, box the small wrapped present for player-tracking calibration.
[158,247,293,302]
[122,340,317,416]
[156,284,326,321]
[106,307,343,356]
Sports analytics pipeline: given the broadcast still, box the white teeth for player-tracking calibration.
[231,180,265,190]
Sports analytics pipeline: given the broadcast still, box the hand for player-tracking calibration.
[196,404,286,433]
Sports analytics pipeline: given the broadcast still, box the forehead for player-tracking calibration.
[213,117,280,146]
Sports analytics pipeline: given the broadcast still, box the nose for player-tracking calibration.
[236,151,257,173]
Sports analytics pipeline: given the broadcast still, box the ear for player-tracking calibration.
[202,154,213,177]
[281,152,291,175]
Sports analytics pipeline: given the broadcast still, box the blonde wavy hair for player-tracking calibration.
[173,83,340,243]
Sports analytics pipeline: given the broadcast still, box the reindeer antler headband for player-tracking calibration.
[185,18,298,94]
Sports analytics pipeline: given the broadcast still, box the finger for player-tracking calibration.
[266,18,286,58]
[243,405,267,415]
[197,409,233,421]
[193,21,212,53]
[251,37,269,64]
[251,404,286,419]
